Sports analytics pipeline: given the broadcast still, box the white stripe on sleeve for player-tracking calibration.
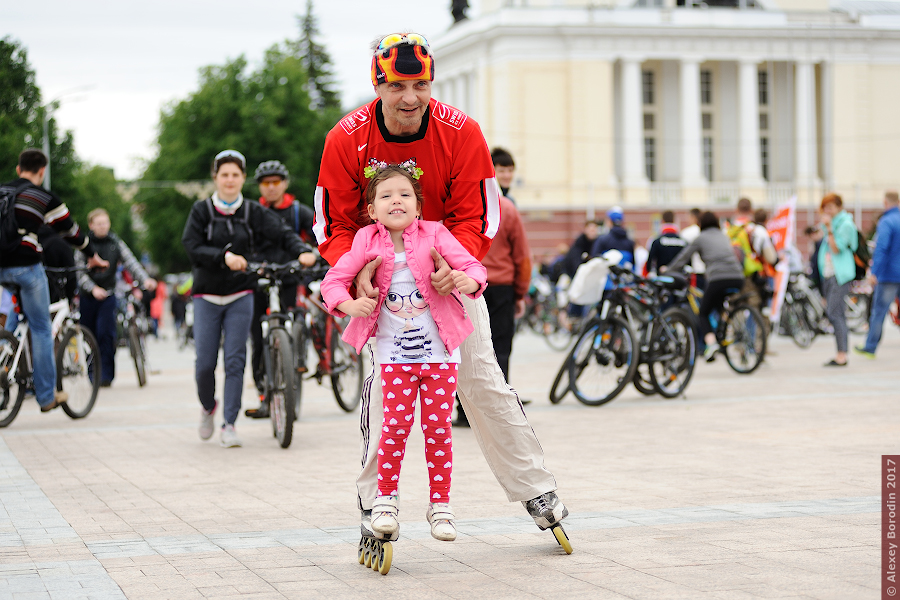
[483,177,501,240]
[313,186,327,245]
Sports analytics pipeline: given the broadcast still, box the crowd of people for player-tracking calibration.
[3,30,897,556]
[546,190,899,367]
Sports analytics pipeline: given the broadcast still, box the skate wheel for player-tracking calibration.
[371,540,381,571]
[552,525,573,554]
[378,541,392,575]
[357,538,366,565]
[363,539,373,568]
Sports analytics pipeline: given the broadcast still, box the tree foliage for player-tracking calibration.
[293,0,341,111]
[0,36,133,250]
[139,6,342,273]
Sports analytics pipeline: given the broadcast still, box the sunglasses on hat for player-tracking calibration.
[376,33,432,55]
[214,149,246,169]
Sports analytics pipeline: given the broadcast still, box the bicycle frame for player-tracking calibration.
[5,295,71,388]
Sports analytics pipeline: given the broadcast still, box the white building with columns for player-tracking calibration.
[432,0,900,246]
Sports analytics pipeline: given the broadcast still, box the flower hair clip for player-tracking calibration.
[363,157,424,180]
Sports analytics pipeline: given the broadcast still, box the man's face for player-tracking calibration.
[90,214,111,238]
[376,80,431,135]
[259,176,288,205]
[584,222,599,240]
[494,165,515,190]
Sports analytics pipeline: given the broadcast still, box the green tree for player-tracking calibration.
[1,36,133,246]
[69,166,136,249]
[293,0,341,111]
[0,36,42,179]
[140,25,342,273]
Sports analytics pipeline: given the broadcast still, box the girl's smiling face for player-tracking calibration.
[367,174,420,231]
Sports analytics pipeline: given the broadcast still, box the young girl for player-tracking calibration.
[320,164,487,541]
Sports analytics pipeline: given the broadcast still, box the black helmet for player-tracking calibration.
[254,160,289,182]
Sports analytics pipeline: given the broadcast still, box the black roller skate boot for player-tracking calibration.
[522,491,572,554]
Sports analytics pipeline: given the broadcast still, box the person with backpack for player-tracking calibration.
[816,193,859,367]
[181,150,316,447]
[76,208,156,387]
[727,198,778,310]
[0,149,107,413]
[245,160,317,419]
[855,190,900,358]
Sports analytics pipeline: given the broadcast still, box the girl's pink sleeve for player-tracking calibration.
[320,228,373,315]
[435,224,488,299]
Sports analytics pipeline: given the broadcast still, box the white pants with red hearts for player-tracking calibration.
[377,363,457,503]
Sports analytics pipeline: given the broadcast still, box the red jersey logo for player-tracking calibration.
[339,106,371,135]
[432,102,467,130]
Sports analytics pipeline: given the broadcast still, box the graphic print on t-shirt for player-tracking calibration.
[385,257,433,362]
[375,252,458,364]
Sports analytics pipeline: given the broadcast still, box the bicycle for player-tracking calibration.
[247,261,301,448]
[116,284,149,387]
[553,263,692,406]
[521,273,572,351]
[292,264,365,413]
[0,267,101,426]
[709,289,768,374]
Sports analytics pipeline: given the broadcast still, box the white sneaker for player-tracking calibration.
[199,401,217,440]
[371,495,399,535]
[426,503,457,541]
[220,424,242,448]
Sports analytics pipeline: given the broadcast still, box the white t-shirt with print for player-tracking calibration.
[375,252,460,364]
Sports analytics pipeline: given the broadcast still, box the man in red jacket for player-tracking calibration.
[314,33,568,543]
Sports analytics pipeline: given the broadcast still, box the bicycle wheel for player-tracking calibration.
[291,319,307,415]
[845,293,870,334]
[648,307,697,398]
[127,324,147,387]
[784,302,814,349]
[544,306,572,351]
[330,325,363,412]
[568,315,638,406]
[57,326,100,419]
[0,331,26,427]
[722,304,767,375]
[632,363,657,396]
[548,343,576,404]
[268,328,296,448]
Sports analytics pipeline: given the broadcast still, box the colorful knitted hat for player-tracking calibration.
[371,33,435,86]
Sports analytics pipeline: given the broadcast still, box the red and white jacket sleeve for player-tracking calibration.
[444,124,502,262]
[434,224,488,299]
[314,130,363,267]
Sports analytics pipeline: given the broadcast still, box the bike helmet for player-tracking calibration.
[254,160,290,182]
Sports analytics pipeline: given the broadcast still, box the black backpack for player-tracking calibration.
[205,198,254,253]
[852,229,871,281]
[0,183,31,253]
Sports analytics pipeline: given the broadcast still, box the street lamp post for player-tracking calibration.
[40,86,95,191]
[41,101,59,191]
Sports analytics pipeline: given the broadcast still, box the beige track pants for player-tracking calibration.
[356,294,557,510]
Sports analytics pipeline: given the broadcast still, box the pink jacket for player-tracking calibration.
[320,219,487,354]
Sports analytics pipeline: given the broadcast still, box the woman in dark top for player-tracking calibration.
[666,211,745,362]
[182,150,315,448]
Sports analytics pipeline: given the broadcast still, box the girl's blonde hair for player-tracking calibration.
[363,165,424,223]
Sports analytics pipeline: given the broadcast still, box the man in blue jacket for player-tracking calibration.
[591,206,635,267]
[855,191,900,357]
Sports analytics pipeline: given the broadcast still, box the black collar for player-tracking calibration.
[375,100,429,143]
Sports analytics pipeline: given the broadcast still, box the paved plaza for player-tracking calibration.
[0,323,897,600]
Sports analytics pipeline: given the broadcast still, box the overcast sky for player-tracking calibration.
[4,1,471,179]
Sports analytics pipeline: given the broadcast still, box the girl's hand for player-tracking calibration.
[451,270,479,294]
[225,251,247,271]
[337,297,377,318]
